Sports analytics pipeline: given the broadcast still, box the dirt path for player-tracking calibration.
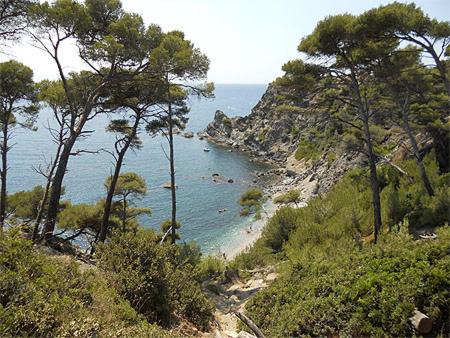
[201,267,278,338]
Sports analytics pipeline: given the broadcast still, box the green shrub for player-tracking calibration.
[96,229,214,330]
[240,208,250,216]
[294,139,322,161]
[198,256,226,281]
[239,188,264,216]
[234,153,449,337]
[273,190,301,205]
[6,185,44,221]
[275,104,304,114]
[221,116,232,127]
[0,228,175,338]
[244,227,450,337]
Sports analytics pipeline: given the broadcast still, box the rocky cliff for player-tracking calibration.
[201,83,367,198]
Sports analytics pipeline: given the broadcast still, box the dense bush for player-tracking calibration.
[234,154,449,336]
[294,138,322,161]
[0,229,175,337]
[6,185,44,221]
[96,229,214,330]
[235,154,449,270]
[273,189,301,205]
[198,255,226,280]
[244,227,450,337]
[239,187,264,217]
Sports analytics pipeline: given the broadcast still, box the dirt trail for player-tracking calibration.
[200,267,278,338]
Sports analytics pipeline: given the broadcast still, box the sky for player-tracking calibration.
[1,0,449,84]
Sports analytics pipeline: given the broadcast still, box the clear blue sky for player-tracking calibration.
[2,0,449,84]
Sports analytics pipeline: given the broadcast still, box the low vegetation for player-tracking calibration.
[232,154,450,337]
[0,229,176,337]
[273,190,301,206]
[97,229,214,330]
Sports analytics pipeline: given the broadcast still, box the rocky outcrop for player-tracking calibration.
[183,131,194,138]
[202,84,311,164]
[202,83,365,196]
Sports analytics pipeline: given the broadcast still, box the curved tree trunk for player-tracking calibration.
[427,46,450,102]
[40,141,73,240]
[40,88,104,241]
[98,115,141,243]
[98,153,124,242]
[32,141,63,241]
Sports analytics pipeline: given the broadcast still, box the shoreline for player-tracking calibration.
[221,200,279,260]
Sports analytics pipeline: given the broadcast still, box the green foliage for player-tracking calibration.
[197,256,226,281]
[106,172,150,231]
[7,185,44,221]
[239,188,263,207]
[294,139,322,161]
[160,219,181,241]
[290,125,300,137]
[273,190,301,205]
[106,172,147,197]
[234,155,449,336]
[245,227,450,337]
[96,229,213,330]
[57,201,105,233]
[274,104,304,114]
[256,130,266,142]
[239,187,264,217]
[0,0,32,43]
[221,116,231,127]
[0,61,38,124]
[239,208,250,217]
[0,228,175,337]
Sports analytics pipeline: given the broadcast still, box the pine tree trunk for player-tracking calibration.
[98,115,140,243]
[0,118,8,229]
[39,77,106,241]
[428,47,450,102]
[32,142,63,241]
[98,152,125,242]
[402,111,434,196]
[350,69,382,244]
[41,140,73,240]
[362,116,382,244]
[168,110,177,244]
[32,178,51,240]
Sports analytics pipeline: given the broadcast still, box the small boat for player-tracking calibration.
[203,148,210,152]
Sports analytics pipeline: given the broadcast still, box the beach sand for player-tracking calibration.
[223,200,279,260]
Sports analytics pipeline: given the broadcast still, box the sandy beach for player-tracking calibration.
[223,200,279,260]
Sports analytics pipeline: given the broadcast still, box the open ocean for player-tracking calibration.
[9,84,269,254]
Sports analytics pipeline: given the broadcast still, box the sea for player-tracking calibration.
[9,84,269,254]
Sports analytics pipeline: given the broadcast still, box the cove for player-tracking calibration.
[9,84,268,253]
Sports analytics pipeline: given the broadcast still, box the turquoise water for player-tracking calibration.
[9,84,268,253]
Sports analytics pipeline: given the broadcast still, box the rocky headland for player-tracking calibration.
[200,83,367,201]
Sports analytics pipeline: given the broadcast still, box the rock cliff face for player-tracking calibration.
[202,84,306,163]
[201,83,365,197]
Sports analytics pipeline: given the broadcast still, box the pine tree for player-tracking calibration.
[0,60,38,230]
